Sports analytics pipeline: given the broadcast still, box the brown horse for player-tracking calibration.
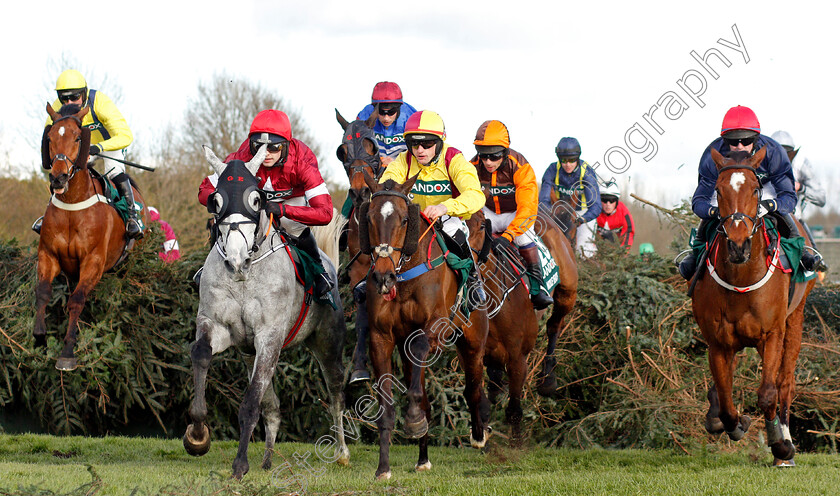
[34,103,147,371]
[360,172,490,480]
[335,109,380,382]
[693,148,815,466]
[465,210,537,443]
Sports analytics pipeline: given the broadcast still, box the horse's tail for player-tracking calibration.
[313,208,346,268]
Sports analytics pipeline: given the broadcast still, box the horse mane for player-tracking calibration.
[724,150,753,163]
[312,207,343,267]
[58,103,83,117]
[380,179,400,191]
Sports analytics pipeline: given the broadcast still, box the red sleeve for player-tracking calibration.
[619,202,635,248]
[198,176,215,206]
[280,139,333,226]
[285,194,333,225]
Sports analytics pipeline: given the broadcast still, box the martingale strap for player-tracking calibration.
[706,233,781,293]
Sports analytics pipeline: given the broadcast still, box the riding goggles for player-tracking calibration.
[409,139,437,151]
[723,136,756,147]
[479,151,505,161]
[378,106,399,116]
[58,90,85,103]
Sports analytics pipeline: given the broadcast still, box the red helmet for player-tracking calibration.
[249,110,292,141]
[371,82,403,104]
[720,105,760,138]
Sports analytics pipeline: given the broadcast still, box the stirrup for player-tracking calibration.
[126,218,144,239]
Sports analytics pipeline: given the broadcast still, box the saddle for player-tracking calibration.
[280,231,336,310]
[88,166,145,231]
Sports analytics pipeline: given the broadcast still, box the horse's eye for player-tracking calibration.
[401,217,408,226]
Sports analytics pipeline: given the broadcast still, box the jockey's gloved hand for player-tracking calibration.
[493,234,515,255]
[708,206,719,218]
[264,201,286,218]
[89,144,102,156]
[757,199,776,218]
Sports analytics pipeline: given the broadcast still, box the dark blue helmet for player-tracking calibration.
[555,137,581,160]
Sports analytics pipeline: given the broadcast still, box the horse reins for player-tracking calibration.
[368,188,416,273]
[716,164,763,240]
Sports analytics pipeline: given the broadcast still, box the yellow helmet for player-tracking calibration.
[404,110,446,141]
[55,69,87,91]
[473,120,510,154]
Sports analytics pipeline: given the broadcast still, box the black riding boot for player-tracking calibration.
[678,218,711,280]
[296,228,334,298]
[349,281,371,384]
[777,212,823,272]
[114,173,143,239]
[453,231,486,306]
[519,245,552,310]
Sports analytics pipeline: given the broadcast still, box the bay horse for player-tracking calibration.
[35,103,148,371]
[182,145,349,480]
[359,172,490,480]
[693,148,816,466]
[335,109,380,382]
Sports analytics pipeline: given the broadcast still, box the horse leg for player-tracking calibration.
[370,331,397,480]
[537,311,562,397]
[350,283,371,383]
[487,365,506,405]
[772,306,806,465]
[306,310,350,466]
[56,258,106,371]
[756,325,788,461]
[506,353,527,447]
[708,345,751,440]
[34,253,61,348]
[184,318,229,457]
[240,354,282,471]
[401,337,431,471]
[704,384,724,434]
[232,336,283,480]
[456,327,491,449]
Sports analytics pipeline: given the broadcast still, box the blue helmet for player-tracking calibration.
[555,137,581,160]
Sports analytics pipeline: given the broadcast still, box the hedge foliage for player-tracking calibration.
[1,229,840,455]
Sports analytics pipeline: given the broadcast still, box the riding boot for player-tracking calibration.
[455,233,487,306]
[349,281,371,384]
[114,173,143,239]
[296,227,334,298]
[801,220,828,272]
[778,212,823,272]
[32,216,44,235]
[519,245,552,310]
[678,218,711,280]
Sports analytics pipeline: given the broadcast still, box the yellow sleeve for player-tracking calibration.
[379,152,410,184]
[93,92,133,151]
[505,163,539,239]
[441,152,485,218]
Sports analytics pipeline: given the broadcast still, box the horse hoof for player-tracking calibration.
[183,424,211,456]
[415,460,432,471]
[771,440,796,461]
[725,415,751,441]
[773,458,796,467]
[375,470,392,480]
[705,416,724,434]
[232,459,249,480]
[261,452,272,471]
[336,446,350,466]
[404,417,428,439]
[349,369,371,384]
[55,357,78,371]
[470,426,493,449]
[536,376,558,398]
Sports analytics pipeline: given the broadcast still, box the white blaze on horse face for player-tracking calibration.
[221,212,257,277]
[58,126,66,137]
[729,172,746,193]
[380,200,394,221]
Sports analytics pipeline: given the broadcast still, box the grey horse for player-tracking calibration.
[183,145,350,480]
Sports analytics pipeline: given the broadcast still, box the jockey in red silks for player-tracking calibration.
[198,109,334,297]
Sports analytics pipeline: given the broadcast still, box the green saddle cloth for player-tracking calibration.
[690,217,815,284]
[96,173,145,231]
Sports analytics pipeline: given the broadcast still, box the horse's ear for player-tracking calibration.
[787,148,799,163]
[750,146,767,169]
[75,127,91,169]
[364,110,378,129]
[46,102,59,121]
[336,108,350,131]
[203,145,227,176]
[362,169,380,193]
[245,144,267,176]
[710,148,726,170]
[403,203,420,256]
[401,173,419,196]
[336,144,347,164]
[357,201,371,255]
[76,106,90,120]
[41,126,52,169]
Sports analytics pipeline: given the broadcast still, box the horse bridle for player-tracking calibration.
[368,189,413,272]
[49,115,86,181]
[716,164,763,241]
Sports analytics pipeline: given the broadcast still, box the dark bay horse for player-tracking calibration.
[335,109,380,382]
[35,103,147,371]
[360,173,490,480]
[693,148,815,466]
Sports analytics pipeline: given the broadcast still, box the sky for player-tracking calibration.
[2,0,837,211]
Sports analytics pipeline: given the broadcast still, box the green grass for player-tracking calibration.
[1,433,840,495]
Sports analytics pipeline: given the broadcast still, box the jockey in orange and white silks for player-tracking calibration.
[471,119,552,309]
